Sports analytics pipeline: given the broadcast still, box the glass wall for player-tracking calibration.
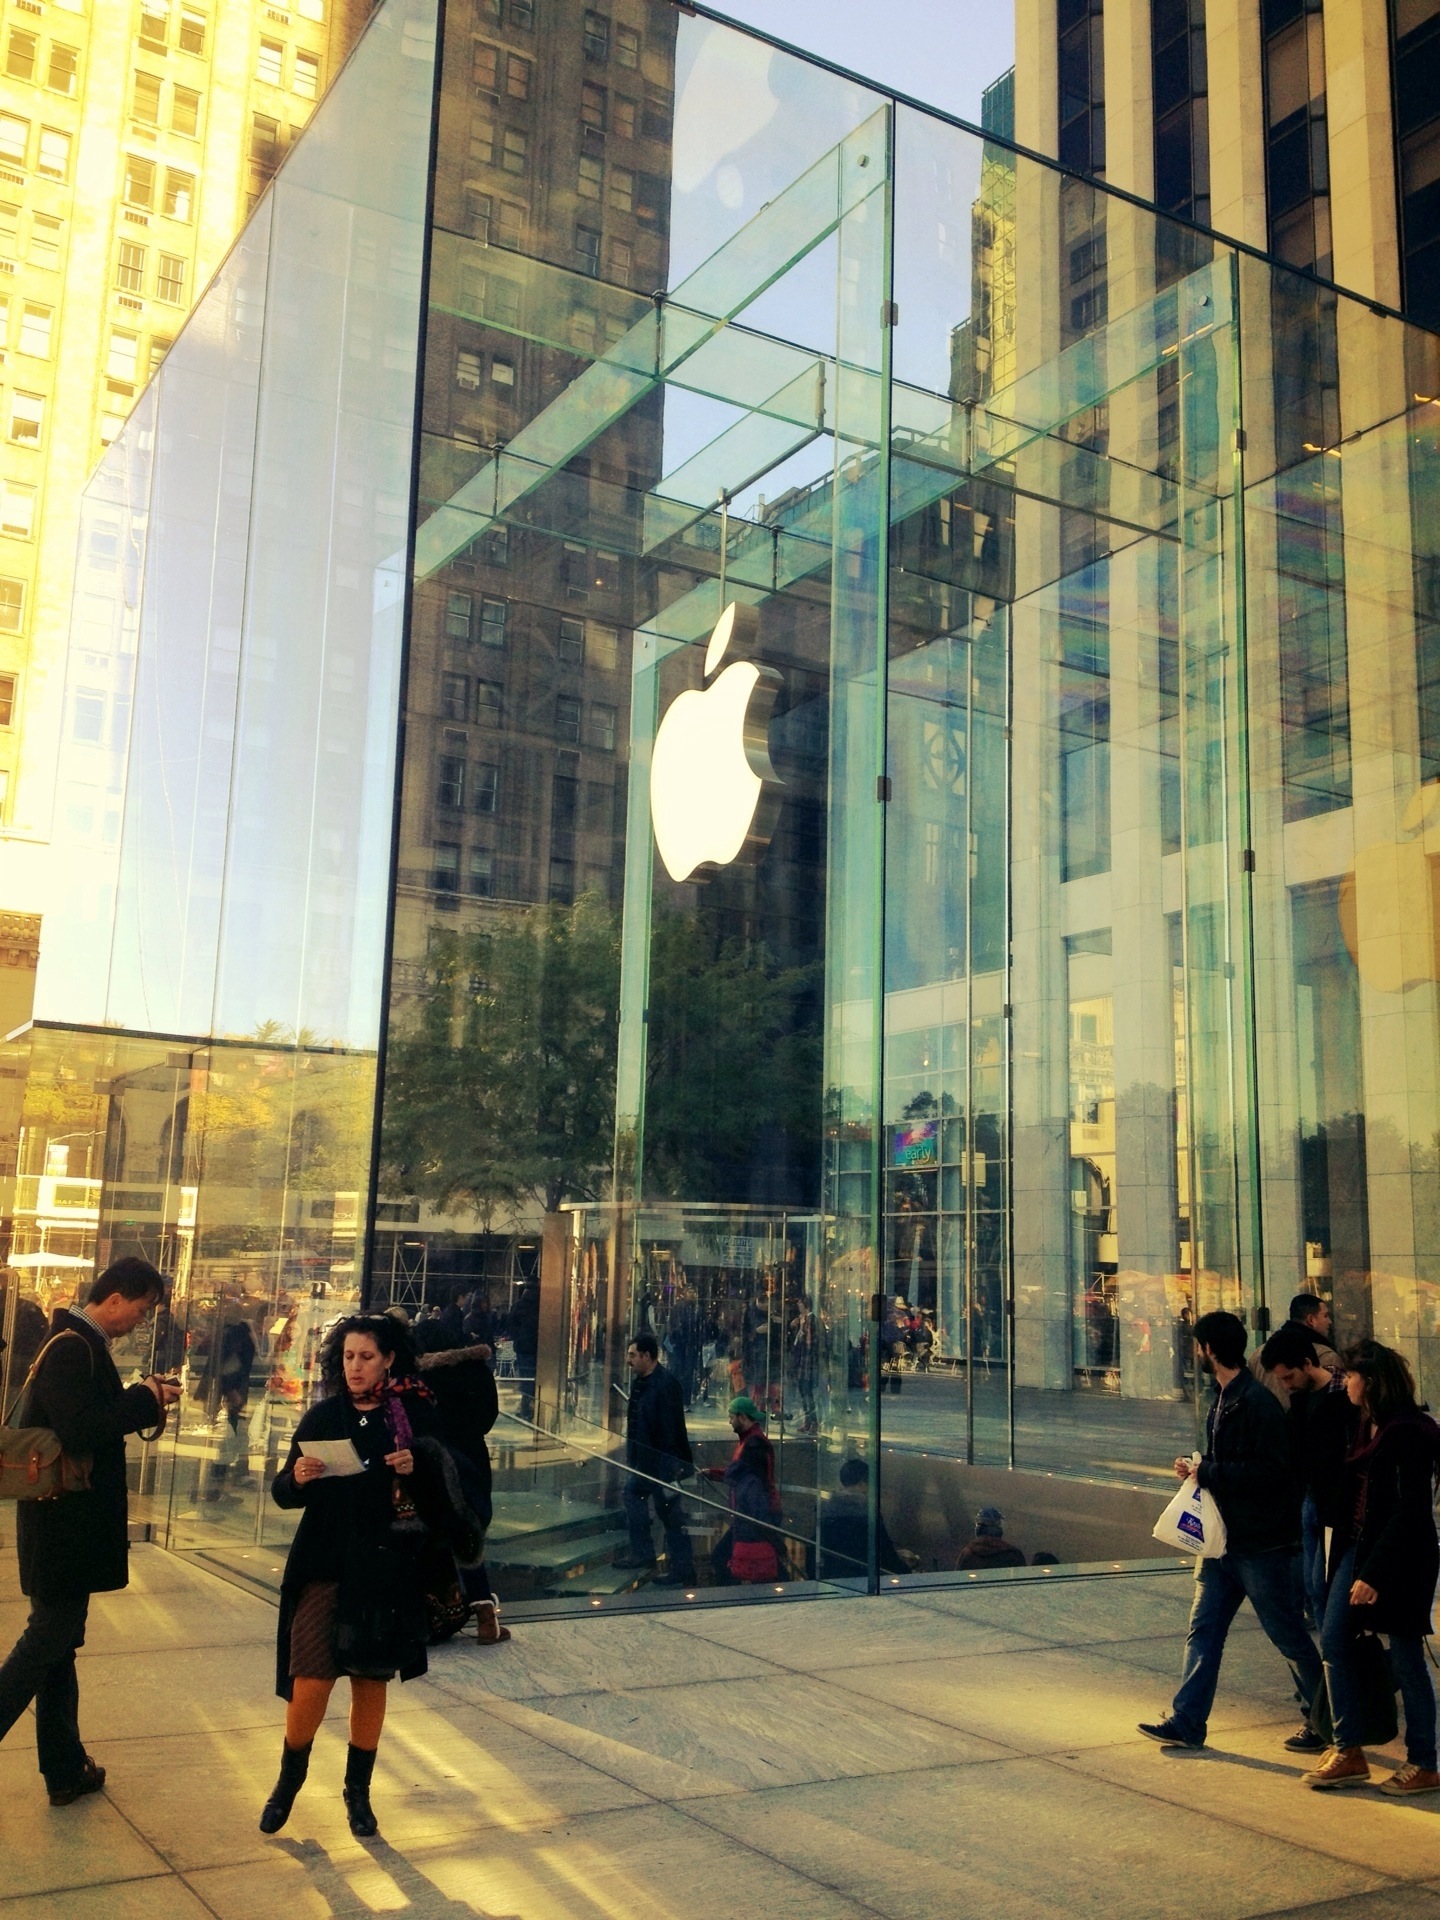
[8,0,1440,1611]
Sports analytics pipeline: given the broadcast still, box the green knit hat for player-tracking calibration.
[728,1394,764,1422]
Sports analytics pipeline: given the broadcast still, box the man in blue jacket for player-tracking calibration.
[1139,1309,1323,1751]
[616,1332,696,1586]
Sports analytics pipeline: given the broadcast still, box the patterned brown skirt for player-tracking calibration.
[289,1580,341,1681]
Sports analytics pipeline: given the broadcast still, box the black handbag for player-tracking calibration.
[1310,1630,1399,1747]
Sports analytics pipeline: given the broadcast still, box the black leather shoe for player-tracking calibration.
[1137,1718,1205,1749]
[1284,1726,1328,1754]
[48,1755,106,1806]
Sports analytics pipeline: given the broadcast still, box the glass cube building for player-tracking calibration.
[3,0,1438,1606]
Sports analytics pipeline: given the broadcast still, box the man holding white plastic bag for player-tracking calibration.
[1139,1311,1324,1752]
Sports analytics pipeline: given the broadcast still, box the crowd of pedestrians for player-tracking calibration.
[1,1261,1436,1839]
[1140,1298,1440,1797]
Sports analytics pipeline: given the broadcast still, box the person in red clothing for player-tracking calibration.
[956,1506,1026,1571]
[704,1395,782,1583]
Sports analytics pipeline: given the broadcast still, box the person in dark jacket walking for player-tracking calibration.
[0,1258,179,1805]
[414,1322,510,1644]
[1139,1310,1323,1751]
[1303,1340,1440,1795]
[616,1332,696,1584]
[259,1314,441,1839]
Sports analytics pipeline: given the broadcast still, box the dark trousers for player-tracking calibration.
[1170,1548,1323,1745]
[623,1478,695,1579]
[0,1593,90,1786]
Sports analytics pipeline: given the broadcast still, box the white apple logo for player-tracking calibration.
[650,601,782,883]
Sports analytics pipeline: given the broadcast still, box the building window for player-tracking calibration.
[473,762,499,813]
[616,25,639,67]
[642,83,671,140]
[509,0,534,25]
[500,127,527,174]
[29,213,61,270]
[0,208,14,265]
[470,120,495,167]
[297,0,325,18]
[481,523,509,566]
[0,484,34,538]
[163,168,195,220]
[558,616,584,664]
[9,392,42,445]
[257,39,284,87]
[0,116,28,166]
[172,86,201,137]
[608,166,633,212]
[494,200,523,248]
[584,10,610,62]
[578,154,603,199]
[473,41,499,92]
[294,50,320,100]
[1151,0,1210,229]
[116,242,146,293]
[552,771,578,829]
[613,96,636,140]
[608,237,633,282]
[589,703,617,751]
[156,252,185,303]
[36,129,69,181]
[107,330,140,383]
[18,304,51,358]
[479,597,507,646]
[440,671,469,720]
[588,621,619,669]
[506,53,531,100]
[148,334,172,377]
[5,32,36,82]
[1391,0,1440,327]
[139,4,170,49]
[475,681,502,725]
[1263,0,1331,276]
[47,45,78,96]
[178,7,207,56]
[491,357,514,387]
[548,858,575,905]
[133,71,162,126]
[437,755,466,810]
[593,548,620,594]
[469,848,494,896]
[433,842,460,892]
[1057,0,1106,175]
[456,349,482,389]
[581,82,606,130]
[555,694,581,743]
[250,113,281,170]
[574,223,601,276]
[0,578,24,631]
[562,541,589,598]
[124,154,156,208]
[445,590,472,639]
[0,674,15,724]
[465,188,492,240]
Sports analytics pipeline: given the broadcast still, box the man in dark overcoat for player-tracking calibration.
[0,1258,180,1803]
[616,1331,696,1585]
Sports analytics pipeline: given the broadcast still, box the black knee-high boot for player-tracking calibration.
[259,1740,312,1833]
[342,1742,379,1837]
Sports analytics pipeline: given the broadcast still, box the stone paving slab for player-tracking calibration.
[0,1545,1435,1920]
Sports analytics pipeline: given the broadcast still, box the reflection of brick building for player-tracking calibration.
[392,3,677,964]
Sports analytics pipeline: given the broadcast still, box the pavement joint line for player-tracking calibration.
[0,1868,178,1910]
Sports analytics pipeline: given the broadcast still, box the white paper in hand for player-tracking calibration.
[1153,1476,1227,1558]
[299,1439,365,1477]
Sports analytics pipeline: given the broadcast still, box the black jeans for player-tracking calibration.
[0,1593,91,1786]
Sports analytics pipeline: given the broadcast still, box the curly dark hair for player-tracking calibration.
[317,1313,418,1399]
[1341,1339,1419,1425]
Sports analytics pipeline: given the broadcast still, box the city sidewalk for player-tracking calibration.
[1,1543,1437,1920]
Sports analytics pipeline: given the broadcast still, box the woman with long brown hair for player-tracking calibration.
[258,1314,440,1837]
[1304,1339,1440,1796]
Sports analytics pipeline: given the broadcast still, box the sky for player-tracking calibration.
[705,0,1015,129]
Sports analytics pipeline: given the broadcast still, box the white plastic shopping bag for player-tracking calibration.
[1152,1462,1227,1559]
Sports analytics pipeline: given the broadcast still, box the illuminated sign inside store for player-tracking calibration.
[649,601,782,882]
[893,1120,939,1168]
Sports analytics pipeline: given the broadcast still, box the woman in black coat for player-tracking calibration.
[259,1314,441,1838]
[1310,1340,1440,1796]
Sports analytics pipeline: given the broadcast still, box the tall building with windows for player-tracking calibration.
[0,0,369,900]
[1017,0,1439,323]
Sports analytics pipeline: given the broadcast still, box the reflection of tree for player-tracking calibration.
[380,896,821,1221]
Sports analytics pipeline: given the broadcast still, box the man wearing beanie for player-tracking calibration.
[956,1507,1026,1571]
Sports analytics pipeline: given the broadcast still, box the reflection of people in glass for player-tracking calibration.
[261,1315,440,1839]
[203,1314,257,1501]
[413,1320,510,1644]
[706,1395,781,1584]
[788,1297,819,1434]
[956,1506,1026,1572]
[507,1276,540,1422]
